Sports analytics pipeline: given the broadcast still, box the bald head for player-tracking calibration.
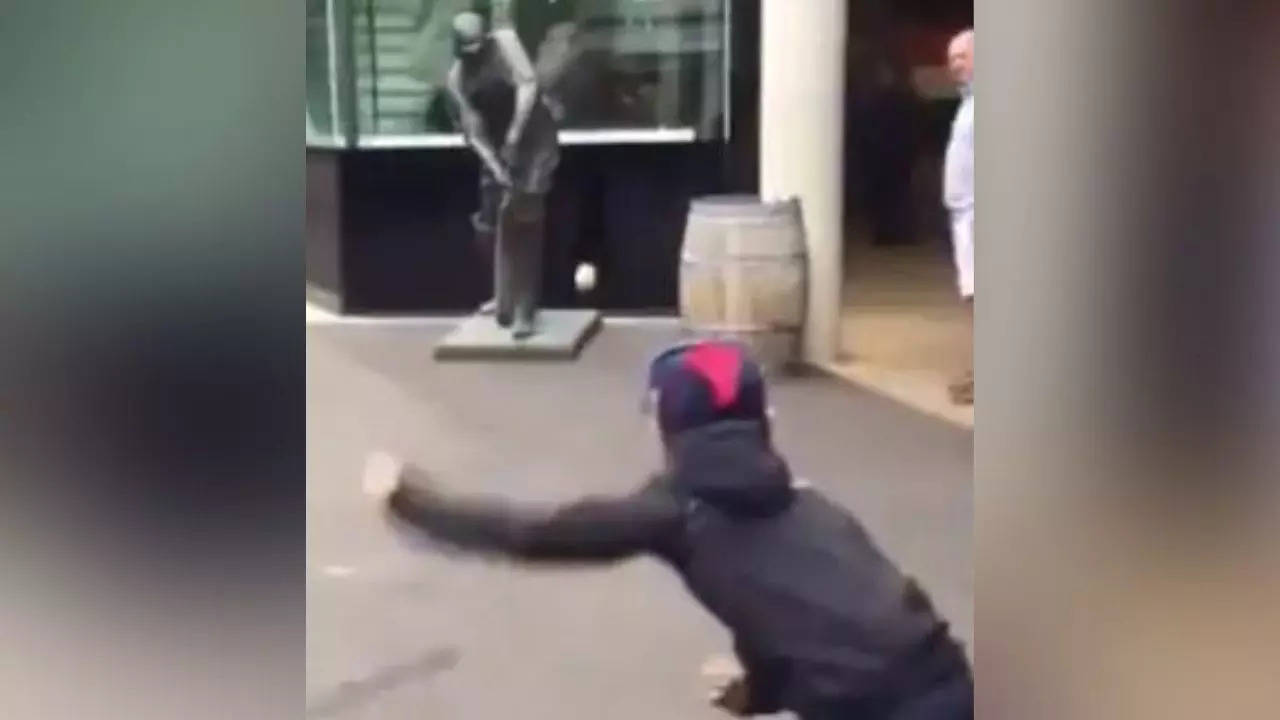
[452,12,487,57]
[947,29,974,86]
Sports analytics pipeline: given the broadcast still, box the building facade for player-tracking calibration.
[306,0,969,363]
[306,0,759,316]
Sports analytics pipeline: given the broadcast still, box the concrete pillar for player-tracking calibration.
[760,0,847,364]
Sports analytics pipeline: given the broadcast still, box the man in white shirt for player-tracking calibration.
[944,29,974,405]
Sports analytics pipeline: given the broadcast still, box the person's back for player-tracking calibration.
[646,412,969,718]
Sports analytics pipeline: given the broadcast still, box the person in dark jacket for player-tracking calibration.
[372,340,973,719]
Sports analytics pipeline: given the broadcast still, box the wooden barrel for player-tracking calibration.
[679,195,808,373]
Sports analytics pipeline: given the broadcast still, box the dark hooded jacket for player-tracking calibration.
[387,419,969,718]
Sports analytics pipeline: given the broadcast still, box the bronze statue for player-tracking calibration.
[447,11,560,339]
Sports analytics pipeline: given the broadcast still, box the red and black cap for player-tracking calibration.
[644,340,767,435]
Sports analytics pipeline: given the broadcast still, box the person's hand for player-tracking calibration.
[499,141,519,169]
[363,452,440,509]
[709,675,752,716]
[491,162,515,189]
[365,453,450,550]
[702,655,751,716]
[362,450,404,503]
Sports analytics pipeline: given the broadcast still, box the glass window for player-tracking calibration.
[343,0,728,144]
[307,0,341,146]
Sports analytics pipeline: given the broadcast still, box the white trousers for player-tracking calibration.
[950,208,974,298]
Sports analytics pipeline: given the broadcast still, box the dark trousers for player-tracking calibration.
[473,174,546,329]
[802,632,973,720]
[881,674,973,720]
[802,674,973,720]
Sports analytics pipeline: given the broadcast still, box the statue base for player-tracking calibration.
[434,309,602,361]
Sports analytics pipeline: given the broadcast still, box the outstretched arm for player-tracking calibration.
[384,468,684,563]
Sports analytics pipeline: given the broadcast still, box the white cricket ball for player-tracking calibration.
[574,262,597,293]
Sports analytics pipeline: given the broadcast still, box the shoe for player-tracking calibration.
[512,317,535,340]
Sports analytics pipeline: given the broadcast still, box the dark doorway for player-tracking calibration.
[830,0,974,425]
[843,0,973,251]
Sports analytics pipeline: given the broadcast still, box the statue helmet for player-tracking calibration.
[451,12,487,57]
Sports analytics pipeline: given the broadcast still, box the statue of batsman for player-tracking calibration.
[447,10,560,339]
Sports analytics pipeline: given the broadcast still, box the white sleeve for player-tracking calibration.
[943,97,974,212]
